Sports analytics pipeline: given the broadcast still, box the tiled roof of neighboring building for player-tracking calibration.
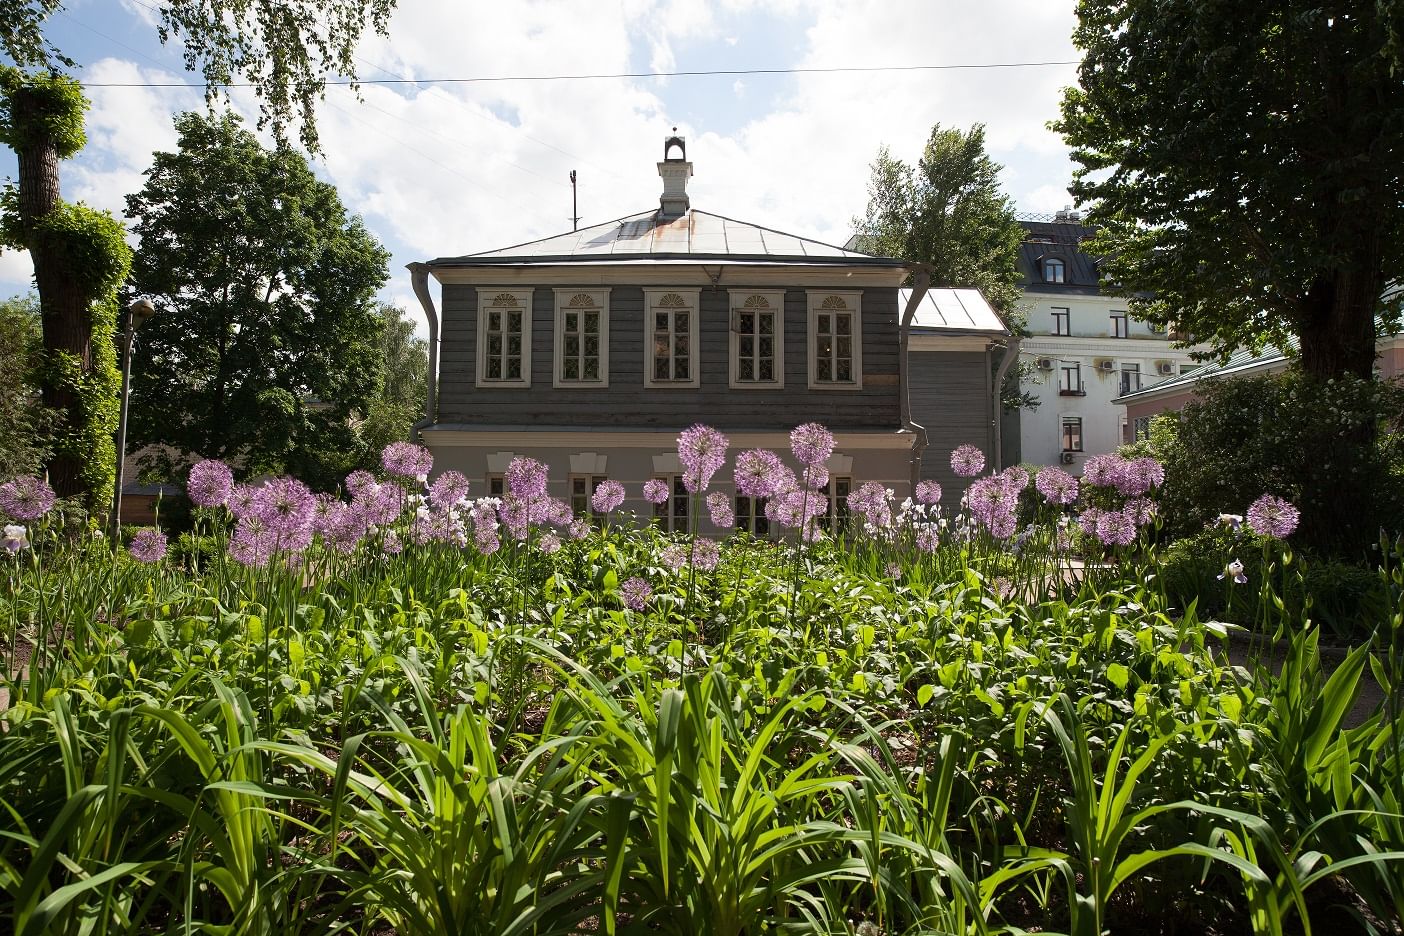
[431,209,903,267]
[902,287,1009,335]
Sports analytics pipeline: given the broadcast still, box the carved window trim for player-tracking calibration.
[806,290,863,390]
[643,288,701,389]
[728,290,785,389]
[475,289,533,388]
[552,288,611,388]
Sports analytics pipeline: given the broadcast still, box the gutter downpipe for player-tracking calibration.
[898,264,932,493]
[990,332,1021,472]
[408,262,440,442]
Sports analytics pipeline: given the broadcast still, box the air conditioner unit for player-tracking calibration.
[1060,451,1076,464]
[1156,361,1175,376]
[1036,357,1054,370]
[1095,359,1115,372]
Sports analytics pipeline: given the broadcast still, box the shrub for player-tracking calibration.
[1136,370,1404,557]
[1157,525,1390,641]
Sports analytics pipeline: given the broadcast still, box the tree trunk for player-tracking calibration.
[12,85,92,500]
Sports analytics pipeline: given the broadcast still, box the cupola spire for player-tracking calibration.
[657,128,692,218]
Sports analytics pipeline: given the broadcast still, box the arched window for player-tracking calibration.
[1044,257,1065,283]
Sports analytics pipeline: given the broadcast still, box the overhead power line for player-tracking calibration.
[78,60,1079,89]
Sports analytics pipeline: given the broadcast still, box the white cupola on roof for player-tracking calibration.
[657,132,692,219]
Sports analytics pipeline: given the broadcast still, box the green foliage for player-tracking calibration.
[359,302,428,454]
[1142,371,1404,554]
[125,111,391,490]
[0,66,85,158]
[0,197,132,298]
[1158,526,1391,641]
[853,124,1027,327]
[1057,0,1404,380]
[1,513,1401,933]
[0,294,52,477]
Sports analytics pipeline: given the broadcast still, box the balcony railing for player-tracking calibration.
[1059,387,1087,397]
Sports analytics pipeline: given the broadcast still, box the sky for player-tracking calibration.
[0,0,1083,330]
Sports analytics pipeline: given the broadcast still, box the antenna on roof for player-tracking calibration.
[569,170,580,232]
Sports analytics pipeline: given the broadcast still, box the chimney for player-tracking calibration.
[657,131,692,218]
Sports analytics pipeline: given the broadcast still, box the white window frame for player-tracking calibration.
[806,290,863,390]
[822,476,853,533]
[643,288,701,389]
[1119,362,1141,396]
[728,290,785,389]
[475,289,533,388]
[553,288,611,387]
[735,494,769,537]
[1110,310,1129,338]
[1044,257,1065,283]
[569,474,607,518]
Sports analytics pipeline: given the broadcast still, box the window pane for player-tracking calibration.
[564,311,577,332]
[817,358,832,381]
[759,336,773,357]
[488,310,501,331]
[507,358,521,379]
[760,312,773,335]
[655,357,669,380]
[759,359,773,381]
[740,358,753,380]
[488,358,501,379]
[508,311,521,332]
[584,358,599,380]
[817,314,831,335]
[487,334,502,355]
[564,358,578,379]
[740,311,753,333]
[836,314,851,336]
[675,357,689,380]
[676,311,688,331]
[837,358,852,382]
[565,335,579,358]
[508,336,521,355]
[584,335,599,356]
[584,311,598,333]
[655,312,668,331]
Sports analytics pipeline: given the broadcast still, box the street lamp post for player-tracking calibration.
[111,298,156,537]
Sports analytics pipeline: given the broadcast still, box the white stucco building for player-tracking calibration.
[1009,213,1201,470]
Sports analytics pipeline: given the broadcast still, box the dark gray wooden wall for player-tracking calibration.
[437,284,902,430]
[909,349,992,491]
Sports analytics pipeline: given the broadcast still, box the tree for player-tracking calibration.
[853,124,1033,409]
[0,0,396,507]
[1056,1,1404,380]
[125,112,390,490]
[359,302,428,457]
[854,124,1027,323]
[0,293,53,478]
[0,69,130,509]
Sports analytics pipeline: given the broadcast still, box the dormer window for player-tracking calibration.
[1043,257,1066,283]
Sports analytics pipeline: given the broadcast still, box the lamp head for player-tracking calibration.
[129,298,156,329]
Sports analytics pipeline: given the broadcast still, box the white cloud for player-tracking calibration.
[55,0,1083,308]
[0,250,34,297]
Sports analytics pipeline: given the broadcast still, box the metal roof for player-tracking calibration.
[429,209,904,268]
[903,287,1009,335]
[1017,219,1104,295]
[1114,344,1291,403]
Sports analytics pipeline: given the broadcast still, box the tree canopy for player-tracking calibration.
[853,124,1027,324]
[2,0,395,151]
[1057,0,1404,379]
[359,302,428,457]
[0,293,52,479]
[125,112,390,489]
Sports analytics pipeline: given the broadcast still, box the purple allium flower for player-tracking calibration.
[1247,494,1300,539]
[734,449,787,498]
[800,463,829,493]
[382,530,403,556]
[1124,497,1157,527]
[950,444,985,478]
[382,441,433,480]
[229,516,277,567]
[691,538,721,571]
[0,476,56,521]
[344,470,378,499]
[569,517,592,540]
[1131,457,1165,490]
[410,508,467,547]
[1218,558,1248,585]
[914,480,942,505]
[128,528,167,563]
[1035,466,1080,506]
[1000,466,1030,491]
[620,576,652,611]
[186,460,234,508]
[885,561,902,579]
[1077,508,1103,538]
[591,480,626,514]
[1095,508,1137,546]
[766,488,827,529]
[706,490,735,528]
[227,483,258,519]
[678,423,729,494]
[846,481,894,531]
[429,471,470,510]
[966,476,1016,522]
[790,422,835,467]
[319,501,366,554]
[538,532,562,554]
[659,543,689,572]
[914,525,939,552]
[642,479,670,505]
[1081,453,1125,489]
[505,457,549,500]
[360,484,404,526]
[251,477,316,536]
[985,510,1018,539]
